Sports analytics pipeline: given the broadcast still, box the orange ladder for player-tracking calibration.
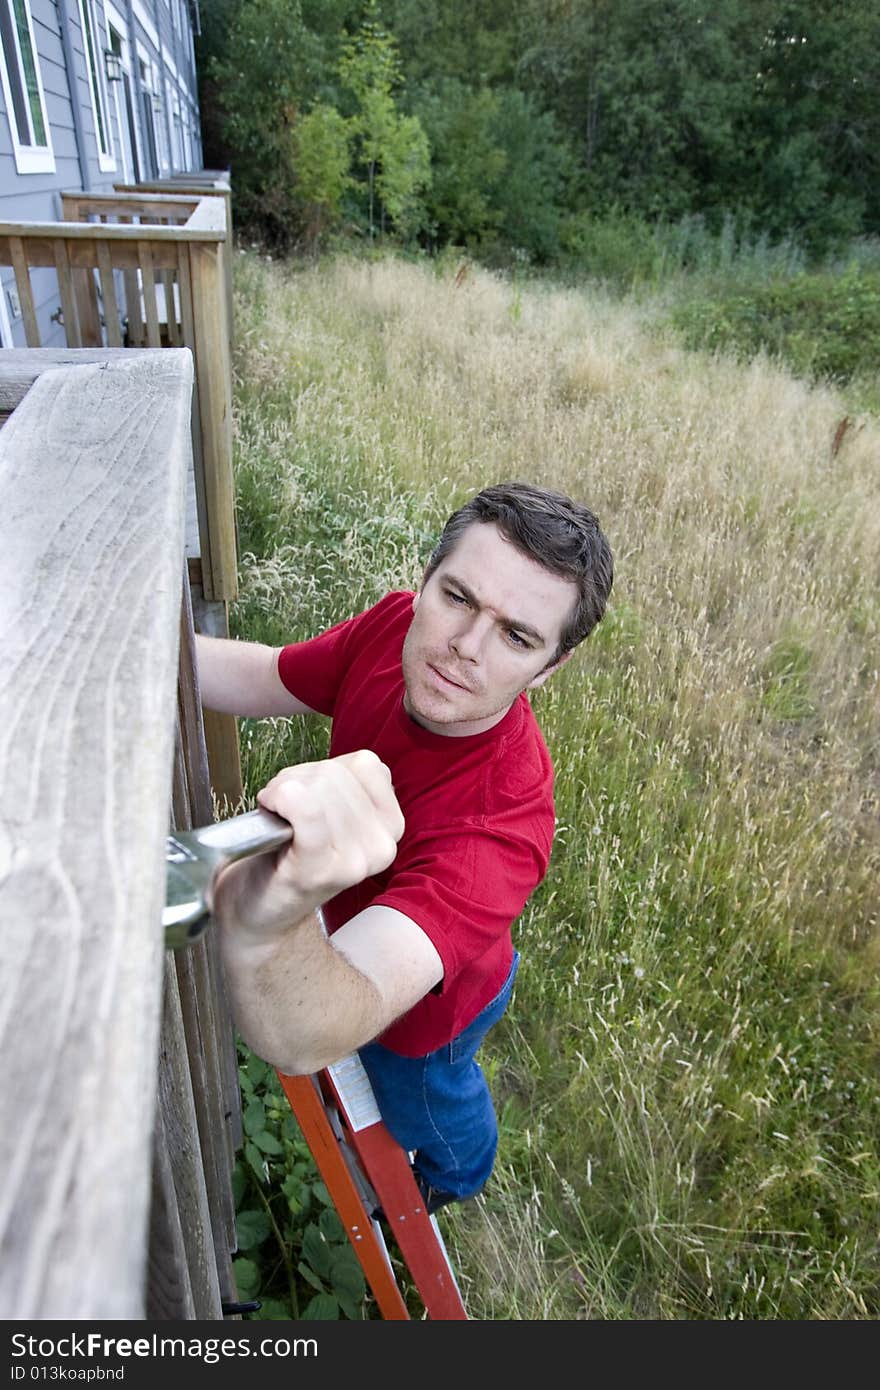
[277,1053,468,1320]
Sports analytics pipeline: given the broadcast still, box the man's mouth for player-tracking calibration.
[427,663,471,693]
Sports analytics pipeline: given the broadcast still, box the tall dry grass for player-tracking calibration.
[229,249,879,1319]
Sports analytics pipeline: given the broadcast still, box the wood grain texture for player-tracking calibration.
[95,242,122,349]
[9,237,40,347]
[155,956,224,1320]
[0,221,224,243]
[0,353,193,1318]
[172,583,236,1289]
[0,352,201,564]
[189,240,237,601]
[53,238,81,347]
[146,1102,197,1321]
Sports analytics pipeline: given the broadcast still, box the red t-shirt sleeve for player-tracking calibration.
[277,612,359,715]
[369,820,549,992]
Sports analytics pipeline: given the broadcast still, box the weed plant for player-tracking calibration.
[226,247,879,1320]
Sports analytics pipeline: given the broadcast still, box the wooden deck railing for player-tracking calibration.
[112,176,234,340]
[0,350,240,1319]
[0,187,244,809]
[0,191,235,606]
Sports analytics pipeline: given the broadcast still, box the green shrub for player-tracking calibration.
[233,1045,376,1320]
[671,265,880,385]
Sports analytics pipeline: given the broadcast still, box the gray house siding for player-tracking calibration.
[0,0,204,347]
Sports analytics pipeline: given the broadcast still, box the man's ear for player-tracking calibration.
[527,649,573,690]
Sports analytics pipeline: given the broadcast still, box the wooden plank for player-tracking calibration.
[206,924,244,1158]
[58,192,84,222]
[96,241,122,348]
[72,268,102,348]
[62,195,197,222]
[178,581,240,1262]
[163,269,180,345]
[169,593,239,1307]
[189,238,237,601]
[0,352,194,1318]
[175,939,238,1308]
[0,352,202,582]
[138,241,162,349]
[8,236,40,346]
[0,220,224,243]
[178,577,215,829]
[201,708,244,817]
[189,604,242,1179]
[177,242,213,591]
[2,234,200,274]
[183,197,227,235]
[53,239,81,347]
[167,666,236,1306]
[0,348,167,410]
[155,953,224,1320]
[0,235,180,273]
[123,272,143,345]
[187,583,245,825]
[146,1100,197,1320]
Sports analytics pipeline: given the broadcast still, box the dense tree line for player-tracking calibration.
[197,0,879,261]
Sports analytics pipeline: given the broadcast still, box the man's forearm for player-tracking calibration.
[216,864,388,1075]
[212,751,408,1074]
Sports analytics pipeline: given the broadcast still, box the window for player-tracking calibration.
[108,24,137,182]
[78,0,115,171]
[0,0,55,173]
[138,54,158,177]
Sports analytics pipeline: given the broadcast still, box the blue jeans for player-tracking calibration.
[358,952,520,1199]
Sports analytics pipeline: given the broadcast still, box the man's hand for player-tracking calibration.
[212,750,404,945]
[213,750,426,1075]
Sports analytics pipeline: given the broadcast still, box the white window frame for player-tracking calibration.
[77,0,116,172]
[0,0,55,174]
[137,46,163,176]
[106,21,132,182]
[106,8,141,183]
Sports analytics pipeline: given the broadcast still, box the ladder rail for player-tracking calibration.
[278,1054,468,1321]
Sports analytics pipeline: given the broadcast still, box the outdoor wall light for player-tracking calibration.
[103,49,123,82]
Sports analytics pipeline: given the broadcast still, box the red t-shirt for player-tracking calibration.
[277,591,555,1057]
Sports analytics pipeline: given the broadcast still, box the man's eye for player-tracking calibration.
[508,631,530,648]
[446,590,467,604]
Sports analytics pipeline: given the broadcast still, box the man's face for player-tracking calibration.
[401,522,576,737]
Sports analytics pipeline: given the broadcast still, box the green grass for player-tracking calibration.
[226,246,880,1320]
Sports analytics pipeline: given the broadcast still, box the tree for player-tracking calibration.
[293,104,352,250]
[338,1,430,239]
[203,0,357,248]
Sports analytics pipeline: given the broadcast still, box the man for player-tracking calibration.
[199,481,613,1212]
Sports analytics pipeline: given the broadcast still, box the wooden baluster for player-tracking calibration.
[138,240,162,348]
[72,265,102,348]
[52,239,81,347]
[96,241,122,348]
[176,240,212,589]
[8,236,40,346]
[163,268,180,345]
[118,215,143,346]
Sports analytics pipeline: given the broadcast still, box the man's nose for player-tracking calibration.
[449,614,489,662]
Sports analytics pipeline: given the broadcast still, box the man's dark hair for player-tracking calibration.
[424,481,614,659]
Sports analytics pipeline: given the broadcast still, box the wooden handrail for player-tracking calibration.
[0,186,243,806]
[61,193,202,223]
[0,218,225,243]
[0,351,194,1317]
[0,193,235,605]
